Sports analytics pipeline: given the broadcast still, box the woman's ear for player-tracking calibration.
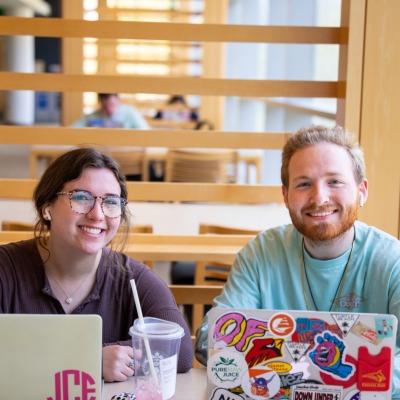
[43,206,52,221]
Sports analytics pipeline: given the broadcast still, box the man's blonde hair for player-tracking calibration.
[281,125,366,187]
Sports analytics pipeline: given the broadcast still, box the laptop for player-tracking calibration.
[206,308,397,400]
[0,314,103,400]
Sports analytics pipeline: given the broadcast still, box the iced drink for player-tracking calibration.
[130,317,184,400]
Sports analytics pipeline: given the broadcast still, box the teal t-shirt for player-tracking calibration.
[72,104,149,129]
[195,221,400,396]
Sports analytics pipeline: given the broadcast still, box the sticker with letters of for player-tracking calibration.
[209,387,245,400]
[241,366,280,399]
[208,349,248,389]
[290,383,342,400]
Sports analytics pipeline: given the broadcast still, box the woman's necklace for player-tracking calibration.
[300,236,355,312]
[50,273,92,305]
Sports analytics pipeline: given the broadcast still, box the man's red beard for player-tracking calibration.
[289,202,359,242]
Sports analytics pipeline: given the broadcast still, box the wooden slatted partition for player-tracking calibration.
[0,179,282,204]
[0,126,289,148]
[0,71,338,98]
[0,4,347,216]
[0,17,342,43]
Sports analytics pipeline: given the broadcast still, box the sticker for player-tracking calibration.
[375,317,395,339]
[212,312,269,352]
[319,354,358,389]
[360,393,386,400]
[308,331,355,381]
[331,313,359,337]
[290,384,342,400]
[296,318,324,334]
[246,337,284,368]
[351,322,382,345]
[241,366,280,399]
[266,361,292,374]
[293,319,341,346]
[357,346,391,392]
[210,387,245,400]
[269,312,296,337]
[343,389,361,400]
[208,349,248,389]
[285,341,311,363]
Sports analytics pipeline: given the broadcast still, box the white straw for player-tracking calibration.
[130,279,159,387]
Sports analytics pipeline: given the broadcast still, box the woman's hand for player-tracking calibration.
[102,345,134,382]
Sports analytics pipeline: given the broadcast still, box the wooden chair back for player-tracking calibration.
[130,224,153,234]
[109,149,148,180]
[130,224,154,268]
[169,284,223,368]
[192,224,261,333]
[1,221,34,231]
[199,223,260,236]
[165,149,239,183]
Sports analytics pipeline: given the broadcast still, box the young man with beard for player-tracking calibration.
[195,125,400,395]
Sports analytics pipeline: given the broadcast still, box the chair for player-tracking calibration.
[165,149,238,183]
[131,224,153,234]
[170,223,260,334]
[130,224,154,268]
[169,284,223,368]
[193,224,260,332]
[193,224,260,284]
[109,148,148,181]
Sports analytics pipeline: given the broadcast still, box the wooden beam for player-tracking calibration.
[0,72,340,98]
[0,16,343,44]
[61,1,84,126]
[0,126,289,149]
[336,0,366,132]
[0,179,283,204]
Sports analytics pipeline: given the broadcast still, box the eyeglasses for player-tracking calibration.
[57,190,127,219]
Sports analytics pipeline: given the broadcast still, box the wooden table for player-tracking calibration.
[0,232,255,263]
[103,368,207,400]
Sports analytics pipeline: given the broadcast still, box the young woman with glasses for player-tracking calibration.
[0,147,193,382]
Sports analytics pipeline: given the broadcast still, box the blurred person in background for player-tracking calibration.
[72,93,149,129]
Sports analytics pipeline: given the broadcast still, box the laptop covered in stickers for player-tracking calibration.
[206,308,397,400]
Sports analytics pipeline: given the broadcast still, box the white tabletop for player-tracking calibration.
[102,368,207,400]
